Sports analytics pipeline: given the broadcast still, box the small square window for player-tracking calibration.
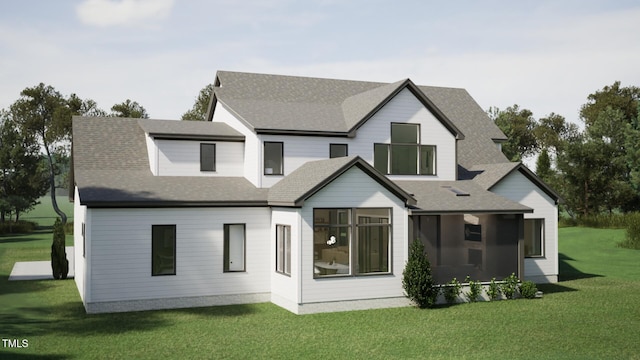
[330,144,348,158]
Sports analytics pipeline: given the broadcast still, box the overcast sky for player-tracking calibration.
[1,0,639,125]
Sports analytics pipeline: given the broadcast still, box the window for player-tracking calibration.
[373,123,436,175]
[524,219,544,257]
[152,225,176,276]
[200,143,216,171]
[264,142,283,175]
[330,143,348,158]
[313,208,391,278]
[224,224,246,272]
[356,208,390,274]
[276,225,291,275]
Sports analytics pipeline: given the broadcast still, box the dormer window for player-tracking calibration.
[374,123,436,175]
[264,142,284,175]
[200,143,216,172]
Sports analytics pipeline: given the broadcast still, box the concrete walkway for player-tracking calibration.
[9,246,75,281]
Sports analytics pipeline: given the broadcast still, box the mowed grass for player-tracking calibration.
[1,206,640,359]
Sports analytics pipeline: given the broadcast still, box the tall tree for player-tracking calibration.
[110,99,149,118]
[534,113,579,157]
[182,84,214,121]
[9,84,70,223]
[489,105,538,162]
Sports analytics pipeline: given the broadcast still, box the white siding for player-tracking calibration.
[156,139,244,177]
[212,103,261,186]
[145,134,158,175]
[300,167,409,304]
[259,88,458,187]
[491,171,559,283]
[73,187,88,304]
[270,208,302,313]
[87,207,271,303]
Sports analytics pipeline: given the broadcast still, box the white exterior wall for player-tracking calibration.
[145,135,158,175]
[270,208,302,313]
[491,171,559,283]
[299,167,409,304]
[259,88,458,187]
[73,187,88,304]
[156,139,244,177]
[212,103,261,187]
[86,207,271,304]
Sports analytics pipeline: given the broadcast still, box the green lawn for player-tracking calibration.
[1,221,639,358]
[21,194,74,227]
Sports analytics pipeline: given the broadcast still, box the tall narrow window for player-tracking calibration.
[330,144,348,158]
[264,142,283,175]
[152,225,176,276]
[200,143,216,171]
[373,144,389,174]
[276,225,291,275]
[420,145,436,175]
[224,224,246,272]
[356,208,391,274]
[524,219,544,257]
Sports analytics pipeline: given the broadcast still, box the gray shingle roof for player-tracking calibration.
[397,180,533,214]
[212,71,463,139]
[138,118,244,141]
[268,156,416,207]
[73,116,267,207]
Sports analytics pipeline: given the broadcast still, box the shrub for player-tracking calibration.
[402,240,438,308]
[64,221,74,235]
[619,213,640,250]
[501,273,519,299]
[443,277,462,305]
[0,220,37,234]
[464,276,482,303]
[485,277,501,301]
[51,218,69,280]
[519,281,538,299]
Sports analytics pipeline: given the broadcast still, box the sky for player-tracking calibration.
[1,0,640,126]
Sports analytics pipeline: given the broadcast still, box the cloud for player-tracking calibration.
[76,0,174,27]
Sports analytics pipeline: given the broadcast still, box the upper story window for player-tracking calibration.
[374,123,436,175]
[264,142,284,175]
[330,143,348,158]
[200,143,216,172]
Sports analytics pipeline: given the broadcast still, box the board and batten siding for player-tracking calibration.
[270,208,302,313]
[156,139,244,177]
[491,170,559,283]
[299,166,409,304]
[87,207,271,303]
[258,88,458,188]
[211,103,262,187]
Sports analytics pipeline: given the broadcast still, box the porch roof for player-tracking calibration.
[396,180,533,214]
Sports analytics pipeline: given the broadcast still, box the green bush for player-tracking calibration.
[0,220,37,234]
[501,273,519,299]
[64,221,74,235]
[464,276,482,303]
[402,240,438,308]
[485,277,501,301]
[519,281,538,299]
[620,214,640,250]
[51,218,69,280]
[443,278,462,305]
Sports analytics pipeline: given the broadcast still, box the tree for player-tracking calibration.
[0,113,47,222]
[402,239,437,308]
[110,99,149,118]
[182,84,214,121]
[534,113,579,157]
[535,148,554,184]
[489,105,538,162]
[9,84,70,224]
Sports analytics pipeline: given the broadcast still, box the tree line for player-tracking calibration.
[0,83,149,224]
[491,81,640,217]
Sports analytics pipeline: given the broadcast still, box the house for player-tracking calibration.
[72,71,559,314]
